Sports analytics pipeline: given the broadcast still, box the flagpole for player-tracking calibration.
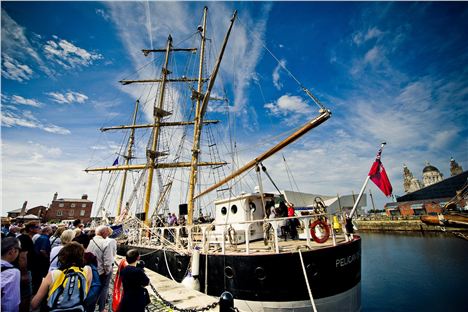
[348,142,386,219]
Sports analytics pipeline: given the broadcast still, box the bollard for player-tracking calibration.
[219,291,234,312]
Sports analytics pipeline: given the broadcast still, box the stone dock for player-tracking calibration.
[354,219,467,232]
[112,257,222,312]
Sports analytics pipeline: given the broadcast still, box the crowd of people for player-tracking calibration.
[0,219,149,312]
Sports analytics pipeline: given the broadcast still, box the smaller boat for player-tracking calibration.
[420,212,468,227]
[420,183,468,227]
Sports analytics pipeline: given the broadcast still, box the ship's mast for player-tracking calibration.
[143,35,173,225]
[187,6,208,225]
[116,99,140,216]
[85,9,237,224]
[187,9,238,225]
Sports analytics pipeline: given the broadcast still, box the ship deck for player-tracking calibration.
[202,234,349,256]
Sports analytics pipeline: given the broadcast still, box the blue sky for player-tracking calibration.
[2,1,467,216]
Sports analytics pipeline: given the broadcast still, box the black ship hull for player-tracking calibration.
[118,236,361,310]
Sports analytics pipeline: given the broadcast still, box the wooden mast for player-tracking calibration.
[143,35,172,225]
[187,9,238,225]
[194,109,332,199]
[187,6,208,225]
[116,99,139,216]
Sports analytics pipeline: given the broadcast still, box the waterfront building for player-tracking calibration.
[45,192,93,223]
[386,168,467,216]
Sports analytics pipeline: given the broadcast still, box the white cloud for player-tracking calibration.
[105,2,272,129]
[429,129,459,150]
[1,8,53,78]
[8,95,43,107]
[1,109,70,134]
[2,140,96,211]
[43,37,102,69]
[272,59,286,90]
[1,54,33,82]
[96,8,110,21]
[363,46,382,65]
[265,94,314,124]
[353,26,384,46]
[47,91,89,104]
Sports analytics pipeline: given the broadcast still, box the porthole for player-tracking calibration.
[249,202,256,212]
[255,266,266,281]
[224,266,234,279]
[231,205,238,214]
[176,260,184,272]
[221,207,227,215]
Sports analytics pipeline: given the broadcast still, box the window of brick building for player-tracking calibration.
[69,210,74,216]
[81,204,86,208]
[57,210,63,216]
[59,203,64,208]
[71,203,76,208]
[80,210,86,217]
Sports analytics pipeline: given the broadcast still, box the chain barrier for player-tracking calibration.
[148,281,219,312]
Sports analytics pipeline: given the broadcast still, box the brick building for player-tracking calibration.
[45,193,93,223]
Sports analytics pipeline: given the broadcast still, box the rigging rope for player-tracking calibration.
[236,15,326,111]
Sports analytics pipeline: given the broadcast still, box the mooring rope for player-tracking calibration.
[298,249,318,312]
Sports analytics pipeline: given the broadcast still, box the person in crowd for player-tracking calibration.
[1,237,21,312]
[287,203,298,240]
[33,226,52,293]
[73,224,91,248]
[278,201,289,240]
[86,225,117,312]
[1,224,9,237]
[6,225,20,238]
[30,242,93,311]
[16,222,39,312]
[49,226,66,249]
[118,249,150,312]
[49,229,75,271]
[198,213,206,224]
[72,219,82,229]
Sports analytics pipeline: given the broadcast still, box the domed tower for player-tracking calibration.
[403,164,422,193]
[450,157,463,176]
[422,161,443,187]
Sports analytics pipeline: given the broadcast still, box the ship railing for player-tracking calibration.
[130,212,343,255]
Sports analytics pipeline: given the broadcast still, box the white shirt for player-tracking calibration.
[49,245,63,271]
[86,236,116,275]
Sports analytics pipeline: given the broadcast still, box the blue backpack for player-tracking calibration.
[83,264,101,308]
[47,267,87,312]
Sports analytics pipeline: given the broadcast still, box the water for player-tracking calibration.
[361,232,468,312]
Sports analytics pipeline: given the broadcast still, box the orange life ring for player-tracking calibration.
[310,220,330,243]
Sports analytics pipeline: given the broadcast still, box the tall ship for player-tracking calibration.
[86,7,361,311]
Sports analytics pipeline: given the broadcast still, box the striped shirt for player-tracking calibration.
[1,260,21,312]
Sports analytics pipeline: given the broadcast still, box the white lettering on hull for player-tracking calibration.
[336,252,360,267]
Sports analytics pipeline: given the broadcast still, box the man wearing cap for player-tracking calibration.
[1,237,21,312]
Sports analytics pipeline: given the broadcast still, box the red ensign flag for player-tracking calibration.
[368,148,393,197]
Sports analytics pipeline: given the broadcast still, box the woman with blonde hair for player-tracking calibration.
[49,229,75,271]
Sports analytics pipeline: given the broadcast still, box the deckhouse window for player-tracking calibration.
[221,207,227,215]
[231,205,238,214]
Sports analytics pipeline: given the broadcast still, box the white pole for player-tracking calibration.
[298,249,318,312]
[348,142,387,219]
[348,176,370,219]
